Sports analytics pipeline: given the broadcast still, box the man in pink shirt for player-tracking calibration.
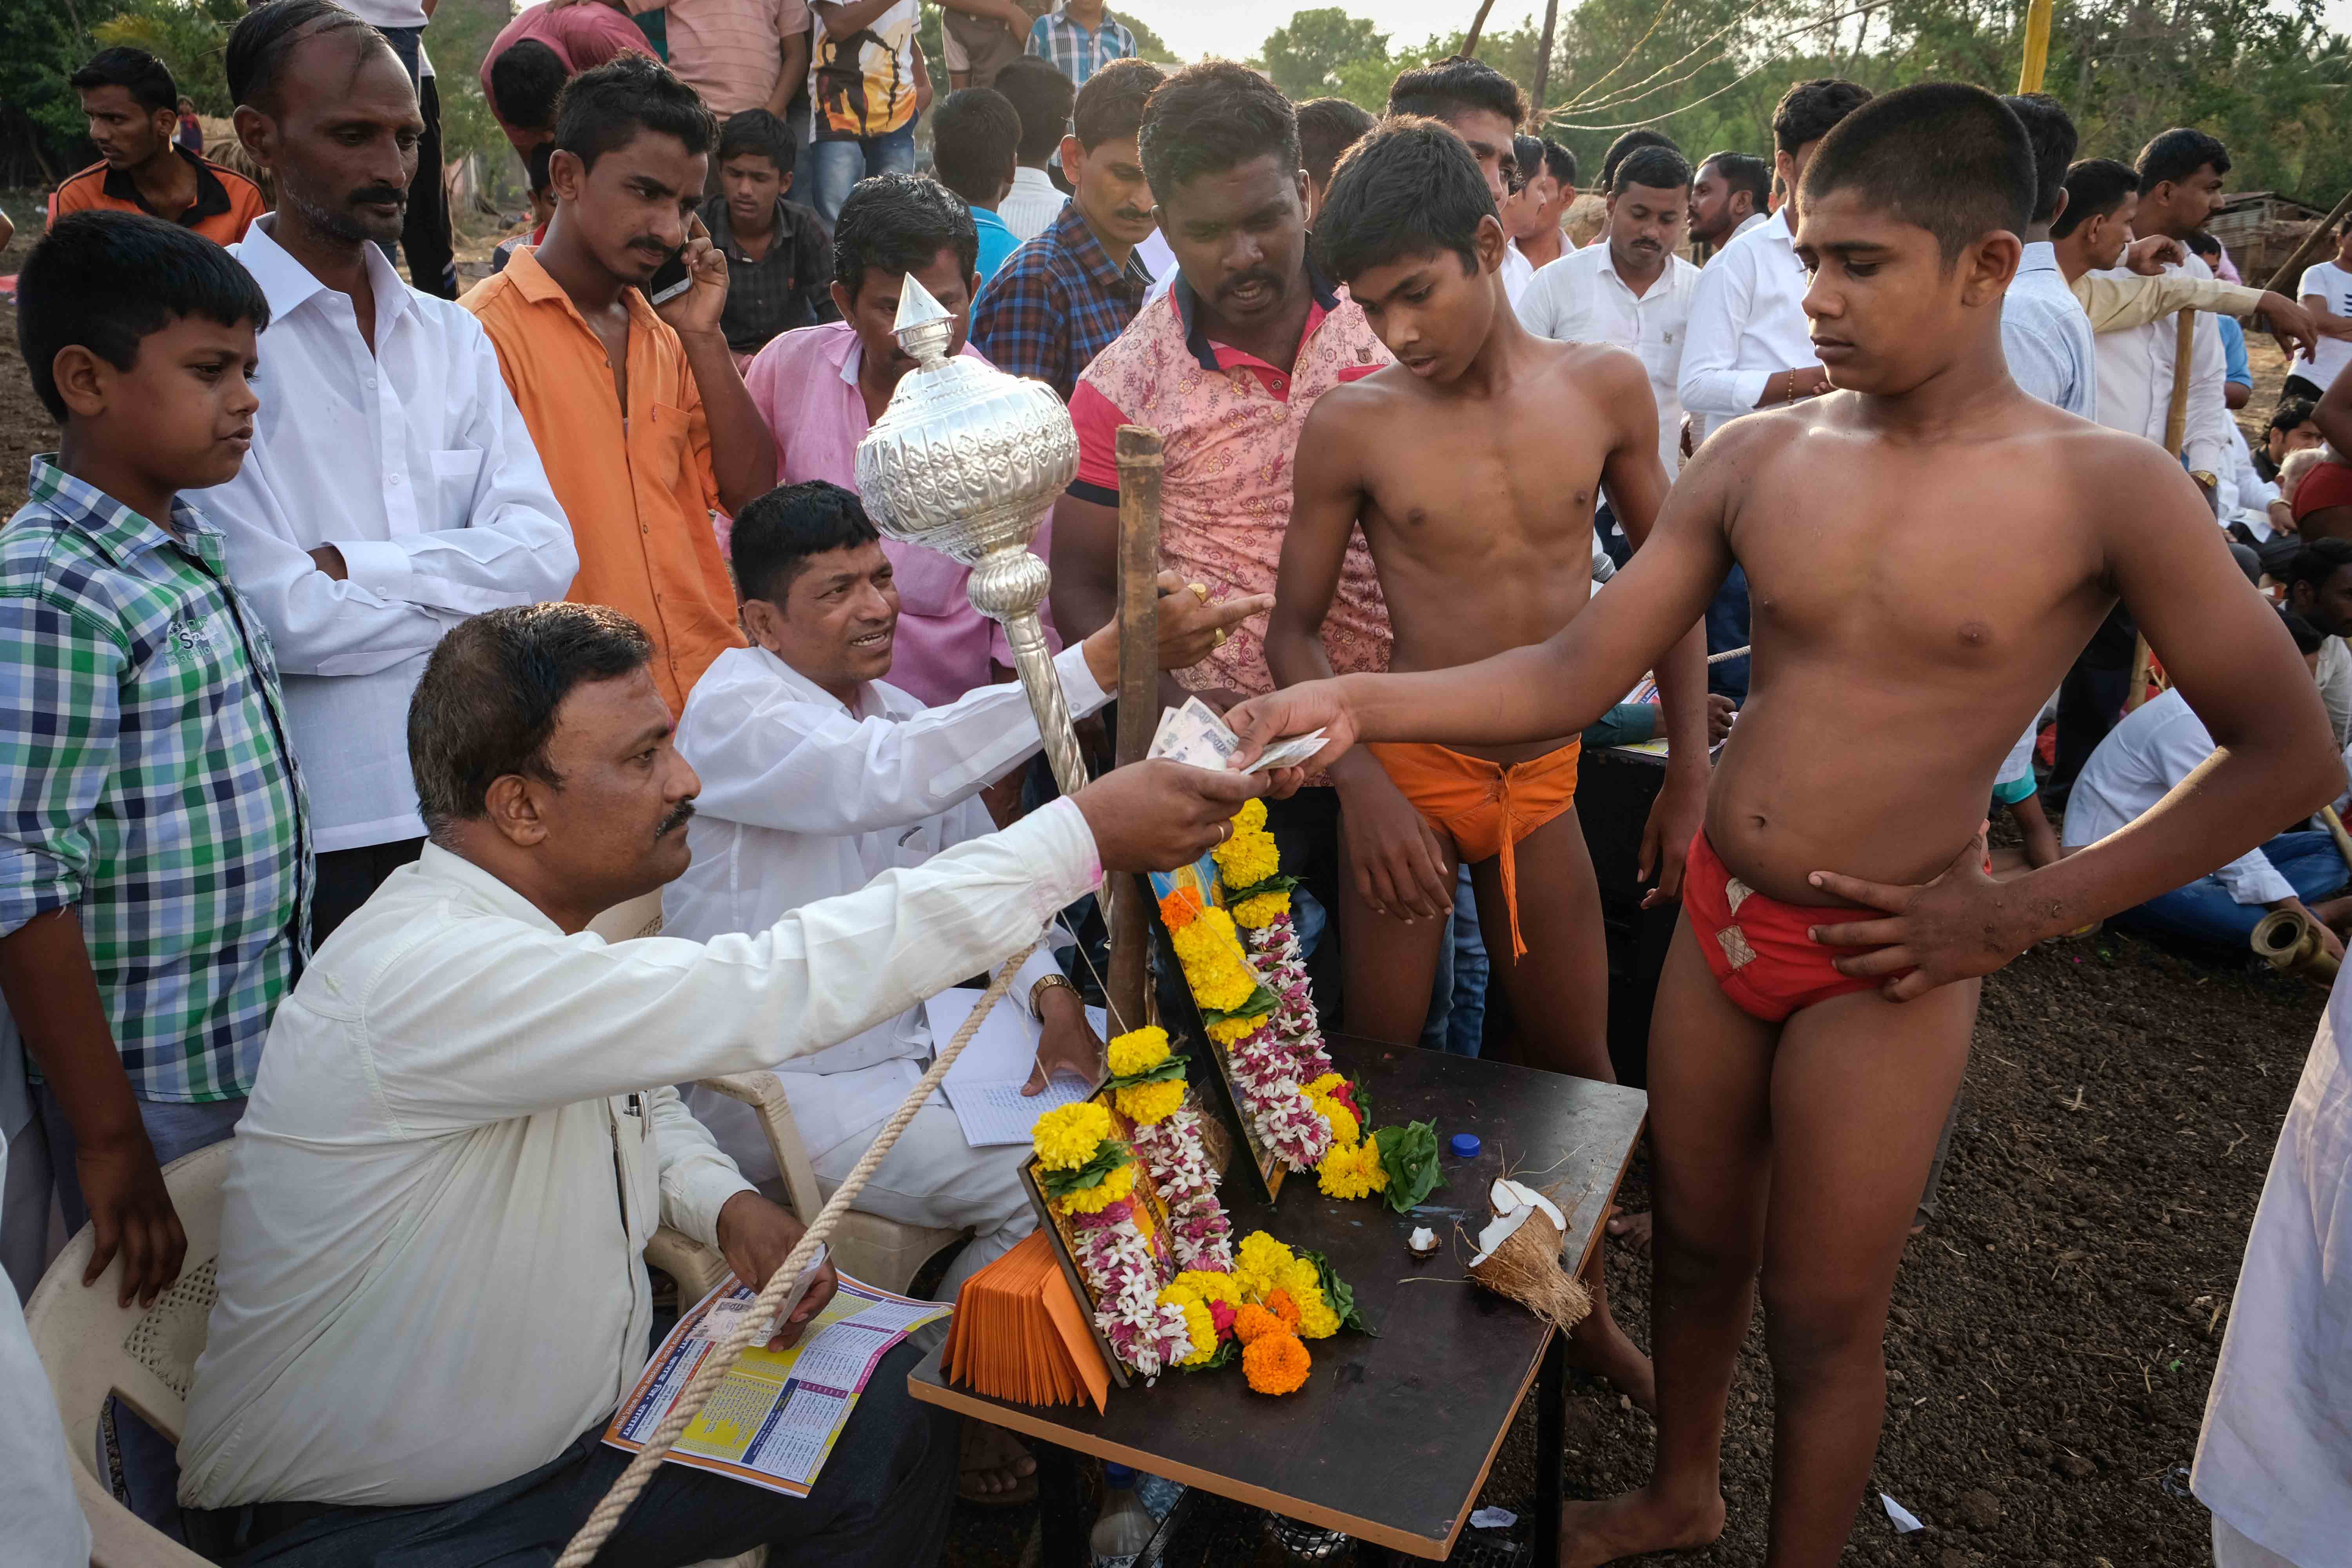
[481,4,652,154]
[744,172,1058,708]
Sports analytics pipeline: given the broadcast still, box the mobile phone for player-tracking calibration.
[646,246,693,305]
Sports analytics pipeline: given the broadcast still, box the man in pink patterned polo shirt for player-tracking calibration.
[1049,62,1414,973]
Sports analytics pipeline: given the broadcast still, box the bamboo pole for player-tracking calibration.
[2014,0,2054,93]
[1463,0,1500,55]
[2124,309,2200,715]
[2321,804,2352,879]
[2259,185,2352,296]
[1107,426,1164,1033]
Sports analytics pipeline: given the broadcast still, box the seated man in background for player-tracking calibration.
[178,601,1278,1563]
[697,108,835,367]
[2062,606,2350,958]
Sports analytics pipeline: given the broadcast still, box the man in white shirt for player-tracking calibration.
[1500,134,1575,296]
[663,481,1267,1297]
[200,3,578,943]
[178,601,1273,1561]
[1996,93,2098,419]
[992,55,1074,241]
[1677,77,1871,446]
[2291,216,2352,402]
[2061,609,2348,958]
[1687,149,1768,252]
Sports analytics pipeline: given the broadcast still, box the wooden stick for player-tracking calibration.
[2261,186,2352,296]
[2015,0,2054,93]
[2321,805,2352,879]
[1530,0,1563,109]
[1107,426,1164,1034]
[1463,0,1499,55]
[2127,309,2199,714]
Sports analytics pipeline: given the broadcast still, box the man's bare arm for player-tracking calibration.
[766,30,811,119]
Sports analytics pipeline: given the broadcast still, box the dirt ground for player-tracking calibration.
[0,205,2328,1567]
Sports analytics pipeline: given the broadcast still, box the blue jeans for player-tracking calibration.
[1418,866,1489,1057]
[2114,830,2350,948]
[809,123,918,223]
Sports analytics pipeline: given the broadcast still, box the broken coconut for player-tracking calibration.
[1407,1225,1440,1259]
[1468,1182,1590,1332]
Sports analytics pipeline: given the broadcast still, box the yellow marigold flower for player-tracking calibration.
[1276,1258,1321,1299]
[1114,1077,1187,1125]
[1031,1101,1115,1170]
[1106,1025,1172,1078]
[1172,911,1256,1011]
[1243,1330,1311,1394]
[1316,1138,1386,1201]
[1232,1302,1285,1346]
[1230,888,1292,929]
[1057,1158,1137,1214]
[1232,798,1268,835]
[1176,1298,1218,1367]
[1158,1281,1200,1310]
[1211,829,1279,889]
[1305,1073,1345,1099]
[1292,1282,1341,1341]
[1206,1013,1266,1046]
[1311,1094,1360,1147]
[1174,1270,1240,1306]
[1234,1231,1296,1300]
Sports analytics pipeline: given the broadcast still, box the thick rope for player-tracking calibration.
[557,939,1043,1567]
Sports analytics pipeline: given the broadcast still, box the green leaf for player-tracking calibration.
[1372,1121,1445,1214]
[1184,1337,1240,1372]
[1298,1247,1372,1336]
[1037,1142,1133,1200]
[1106,1057,1189,1092]
[1201,982,1280,1027]
[1221,871,1301,904]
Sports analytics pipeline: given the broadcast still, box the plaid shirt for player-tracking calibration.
[970,200,1152,405]
[1024,7,1135,85]
[0,458,308,1102]
[699,194,837,356]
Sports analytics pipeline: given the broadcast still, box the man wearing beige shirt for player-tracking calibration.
[567,0,811,194]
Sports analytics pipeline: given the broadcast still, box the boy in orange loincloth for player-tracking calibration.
[1265,119,1712,1410]
[1237,85,2342,1564]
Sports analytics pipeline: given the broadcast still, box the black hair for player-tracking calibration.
[1297,96,1376,189]
[1139,60,1302,207]
[1510,134,1543,195]
[717,107,793,172]
[2272,397,2318,436]
[1999,92,2076,226]
[524,139,556,197]
[2185,229,2221,260]
[2053,157,2137,239]
[225,0,383,112]
[2286,539,2352,597]
[17,211,270,424]
[930,87,1022,208]
[1386,55,1526,129]
[408,603,654,831]
[1699,150,1771,211]
[1615,144,1692,196]
[2279,605,2328,657]
[830,172,978,300]
[69,46,178,116]
[488,38,569,133]
[729,481,883,606]
[1599,127,1673,193]
[994,56,1076,169]
[554,52,714,176]
[2137,127,2229,196]
[1536,138,1578,190]
[1073,56,1165,151]
[1315,116,1494,285]
[1771,77,1871,156]
[1799,81,2033,264]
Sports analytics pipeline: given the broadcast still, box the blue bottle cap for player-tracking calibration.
[1105,1463,1137,1487]
[1449,1132,1481,1158]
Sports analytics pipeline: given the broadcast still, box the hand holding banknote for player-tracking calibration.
[1222,681,1356,775]
[1151,696,1329,775]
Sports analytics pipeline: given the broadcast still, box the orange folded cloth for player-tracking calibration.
[945,1231,1111,1413]
[1365,739,1582,958]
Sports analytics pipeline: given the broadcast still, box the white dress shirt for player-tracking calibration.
[662,639,1110,1158]
[1678,206,1821,445]
[2194,971,2352,1567]
[179,814,1098,1508]
[1000,165,1067,243]
[1499,241,1536,308]
[1517,243,1702,475]
[2091,250,2231,481]
[2060,688,2294,905]
[2000,240,2098,419]
[194,217,579,853]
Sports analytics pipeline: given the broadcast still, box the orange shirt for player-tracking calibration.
[461,247,746,713]
[50,149,265,248]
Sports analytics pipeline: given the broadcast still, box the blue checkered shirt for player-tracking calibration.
[971,201,1152,405]
[1025,8,1136,85]
[0,458,308,1102]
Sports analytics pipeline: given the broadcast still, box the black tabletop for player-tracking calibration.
[909,1036,1648,1557]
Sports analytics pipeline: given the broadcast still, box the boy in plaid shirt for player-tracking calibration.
[1,212,307,1311]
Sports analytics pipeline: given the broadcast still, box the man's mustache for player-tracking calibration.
[657,800,697,839]
[1218,269,1281,300]
[351,185,407,209]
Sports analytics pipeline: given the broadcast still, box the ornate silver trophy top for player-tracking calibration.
[852,274,1079,564]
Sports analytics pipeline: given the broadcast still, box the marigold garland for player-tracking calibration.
[1113,1077,1187,1125]
[1315,1136,1387,1200]
[1230,888,1292,930]
[1058,1159,1138,1214]
[1243,1330,1312,1395]
[1032,1102,1117,1171]
[1106,1025,1172,1078]
[1233,1231,1297,1299]
[1210,824,1280,889]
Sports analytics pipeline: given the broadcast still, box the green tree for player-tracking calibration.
[1259,7,1392,101]
[92,0,242,116]
[1123,12,1181,63]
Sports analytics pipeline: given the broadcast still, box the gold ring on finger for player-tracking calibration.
[1212,626,1229,647]
[1189,582,1210,605]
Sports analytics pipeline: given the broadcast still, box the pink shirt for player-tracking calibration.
[627,0,811,120]
[480,5,652,147]
[743,321,1062,708]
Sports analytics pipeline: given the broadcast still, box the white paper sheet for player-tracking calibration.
[924,987,1106,1147]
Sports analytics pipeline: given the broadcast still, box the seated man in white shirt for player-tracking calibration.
[199,0,579,944]
[177,601,1274,1564]
[664,481,1269,1302]
[2062,607,2350,959]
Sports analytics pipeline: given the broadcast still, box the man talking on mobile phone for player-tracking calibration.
[465,53,778,715]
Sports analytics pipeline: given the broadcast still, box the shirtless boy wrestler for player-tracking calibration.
[1235,85,2342,1564]
[1266,118,1711,1410]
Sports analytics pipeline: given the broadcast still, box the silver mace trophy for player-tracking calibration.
[854,274,1090,796]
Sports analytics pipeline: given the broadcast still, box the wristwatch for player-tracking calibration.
[2189,469,2218,491]
[1029,972,1079,1016]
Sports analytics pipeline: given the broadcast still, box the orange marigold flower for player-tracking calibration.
[1243,1330,1311,1395]
[1158,887,1206,930]
[1232,1302,1284,1346]
[1264,1287,1302,1329]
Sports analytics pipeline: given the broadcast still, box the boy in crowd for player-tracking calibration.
[991,56,1077,242]
[930,86,1026,281]
[808,0,928,223]
[1386,55,1524,210]
[52,46,265,247]
[2293,214,2352,402]
[1230,85,2341,1564]
[1688,149,1769,250]
[697,108,835,365]
[1,213,307,1311]
[1271,118,1710,1408]
[1297,96,1376,224]
[971,57,1165,404]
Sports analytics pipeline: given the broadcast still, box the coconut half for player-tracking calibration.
[1490,1178,1567,1231]
[1467,1198,1590,1331]
[1407,1225,1439,1258]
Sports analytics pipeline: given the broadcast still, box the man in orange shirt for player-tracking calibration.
[50,47,265,247]
[463,55,778,712]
